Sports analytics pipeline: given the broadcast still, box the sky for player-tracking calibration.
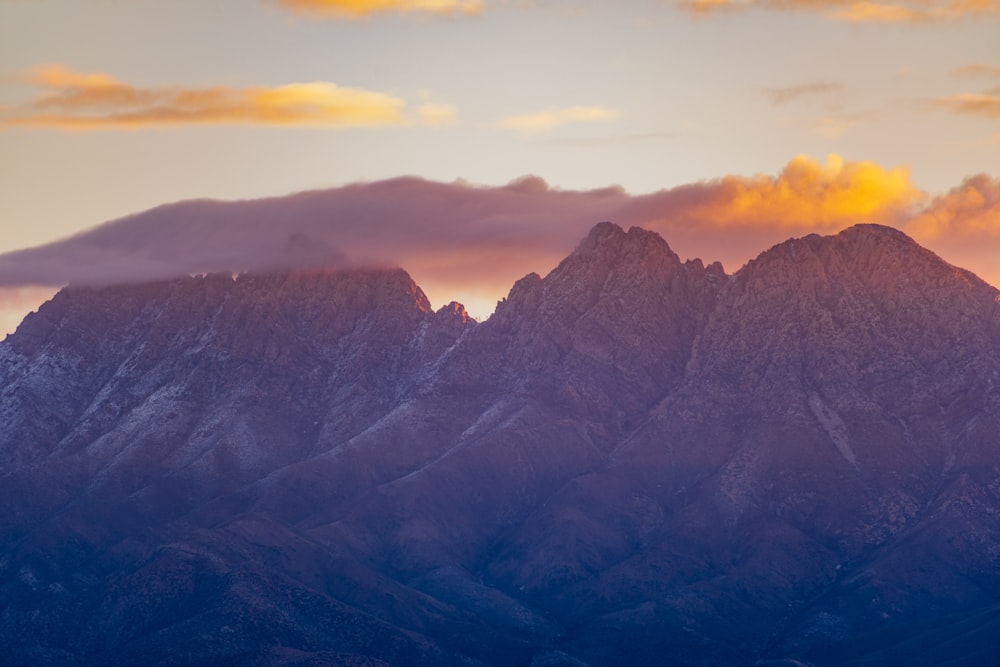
[0,0,998,332]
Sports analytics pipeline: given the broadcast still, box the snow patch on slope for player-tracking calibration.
[808,392,859,469]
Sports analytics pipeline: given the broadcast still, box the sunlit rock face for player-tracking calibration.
[2,223,999,666]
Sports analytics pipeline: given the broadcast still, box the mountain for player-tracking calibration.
[1,223,999,666]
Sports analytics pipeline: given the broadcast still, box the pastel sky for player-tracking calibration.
[1,0,998,332]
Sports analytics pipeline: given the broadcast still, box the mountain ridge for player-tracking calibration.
[1,222,999,666]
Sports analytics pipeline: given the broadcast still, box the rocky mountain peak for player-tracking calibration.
[687,222,1000,418]
[8,266,434,359]
[528,222,687,322]
[743,222,983,292]
[2,223,999,667]
[565,221,680,272]
[449,223,723,424]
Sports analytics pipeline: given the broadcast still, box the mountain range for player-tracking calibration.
[2,222,999,666]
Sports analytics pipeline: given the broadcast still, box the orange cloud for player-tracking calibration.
[497,106,619,133]
[0,154,939,324]
[655,154,922,231]
[904,174,1000,241]
[607,154,927,277]
[277,0,484,17]
[0,66,456,130]
[682,0,1000,23]
[901,174,1000,286]
[933,93,1000,120]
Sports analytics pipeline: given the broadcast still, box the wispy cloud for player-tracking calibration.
[416,102,459,126]
[951,63,1000,79]
[536,131,676,147]
[933,93,1000,120]
[765,82,843,105]
[0,66,456,130]
[933,65,1000,120]
[276,0,484,18]
[812,111,873,137]
[682,0,1000,23]
[497,106,618,133]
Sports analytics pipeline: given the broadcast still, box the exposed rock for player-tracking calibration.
[1,223,999,665]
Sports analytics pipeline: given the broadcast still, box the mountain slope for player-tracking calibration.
[1,223,998,666]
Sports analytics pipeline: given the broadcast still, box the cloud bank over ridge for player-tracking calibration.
[276,0,484,18]
[1,155,997,329]
[682,0,1000,23]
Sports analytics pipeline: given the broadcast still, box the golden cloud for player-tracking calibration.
[277,0,484,17]
[0,66,455,130]
[4,155,997,323]
[902,174,1000,286]
[682,0,1000,23]
[904,174,1000,240]
[498,106,619,133]
[655,154,923,232]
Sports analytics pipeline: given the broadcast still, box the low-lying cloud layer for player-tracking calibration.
[1,154,997,332]
[683,0,1000,22]
[0,66,450,130]
[277,0,484,17]
[272,0,1000,22]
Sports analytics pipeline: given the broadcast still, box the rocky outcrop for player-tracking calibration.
[1,223,999,666]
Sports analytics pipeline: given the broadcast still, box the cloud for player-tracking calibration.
[2,155,996,327]
[646,154,921,229]
[951,64,1000,79]
[416,102,459,126]
[903,174,1000,243]
[497,106,619,133]
[276,0,484,17]
[0,66,455,130]
[765,82,843,105]
[812,111,872,137]
[536,132,676,147]
[933,93,1000,120]
[681,0,1000,23]
[902,174,1000,286]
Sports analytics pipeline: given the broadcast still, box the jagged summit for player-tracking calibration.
[736,222,997,297]
[10,266,439,354]
[568,221,680,265]
[2,222,999,666]
[837,221,914,240]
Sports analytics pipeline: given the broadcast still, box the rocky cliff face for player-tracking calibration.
[1,223,999,666]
